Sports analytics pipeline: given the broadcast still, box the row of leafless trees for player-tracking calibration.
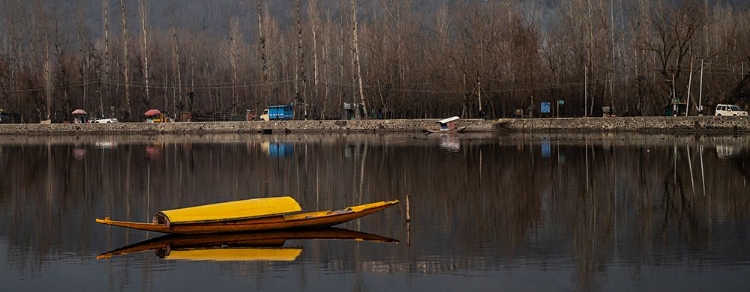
[1,0,749,122]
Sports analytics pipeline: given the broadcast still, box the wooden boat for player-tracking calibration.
[96,196,399,235]
[424,116,467,134]
[97,227,398,261]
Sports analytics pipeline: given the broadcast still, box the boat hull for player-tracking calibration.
[96,200,399,235]
[97,227,398,260]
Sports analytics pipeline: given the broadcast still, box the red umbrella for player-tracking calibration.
[72,109,87,115]
[144,109,161,116]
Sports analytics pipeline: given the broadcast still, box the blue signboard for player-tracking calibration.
[541,102,551,114]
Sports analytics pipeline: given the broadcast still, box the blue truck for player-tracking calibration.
[260,105,294,121]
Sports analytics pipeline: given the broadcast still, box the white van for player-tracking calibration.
[715,104,748,116]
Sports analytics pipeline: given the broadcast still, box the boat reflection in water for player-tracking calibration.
[97,228,397,262]
[439,134,460,152]
[72,146,86,160]
[716,144,742,159]
[146,143,164,159]
[95,141,118,150]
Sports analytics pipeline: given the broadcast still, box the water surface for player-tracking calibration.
[1,132,749,291]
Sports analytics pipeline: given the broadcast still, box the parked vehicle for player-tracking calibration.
[715,104,748,116]
[149,115,174,123]
[146,113,174,123]
[90,117,119,123]
[260,105,294,121]
[0,109,21,124]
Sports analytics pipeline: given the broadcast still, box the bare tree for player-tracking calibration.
[229,17,240,113]
[120,0,130,119]
[2,0,750,120]
[295,0,307,119]
[101,0,110,117]
[139,0,150,107]
[2,0,25,113]
[49,2,73,119]
[74,0,92,112]
[351,0,366,119]
[256,0,269,108]
[309,0,320,119]
[642,0,706,105]
[171,24,182,116]
[31,0,53,121]
[320,8,335,119]
[338,11,347,119]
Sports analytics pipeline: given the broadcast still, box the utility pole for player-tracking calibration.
[699,58,704,116]
[686,58,693,116]
[610,0,615,115]
[586,0,592,117]
[672,71,677,117]
[477,74,483,118]
[584,65,588,117]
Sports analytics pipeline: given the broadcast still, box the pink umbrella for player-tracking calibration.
[144,109,161,116]
[72,109,87,115]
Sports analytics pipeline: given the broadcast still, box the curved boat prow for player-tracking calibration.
[96,217,171,233]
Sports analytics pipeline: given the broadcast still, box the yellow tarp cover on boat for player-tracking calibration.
[158,196,302,224]
[165,248,302,261]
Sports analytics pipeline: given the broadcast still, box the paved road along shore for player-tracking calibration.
[0,117,749,135]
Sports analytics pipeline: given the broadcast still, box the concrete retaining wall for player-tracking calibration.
[0,117,748,135]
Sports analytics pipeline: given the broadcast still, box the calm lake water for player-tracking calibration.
[1,132,749,291]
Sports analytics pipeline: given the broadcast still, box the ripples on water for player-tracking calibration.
[0,133,749,291]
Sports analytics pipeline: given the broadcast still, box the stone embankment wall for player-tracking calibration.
[0,119,490,135]
[0,117,748,135]
[495,116,750,133]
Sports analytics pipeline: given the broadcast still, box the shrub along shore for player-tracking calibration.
[0,117,749,135]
